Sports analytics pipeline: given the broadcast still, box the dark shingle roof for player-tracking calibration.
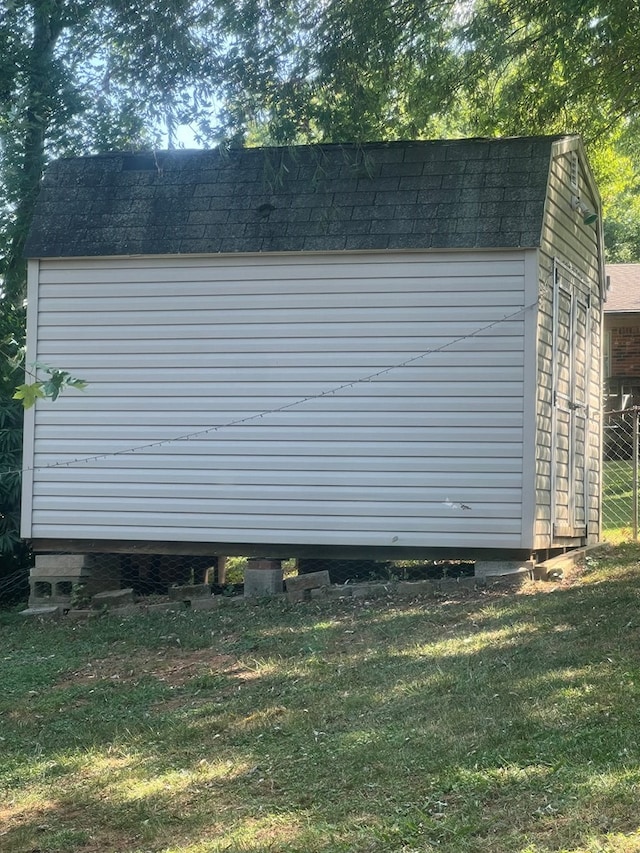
[25,137,566,258]
[605,264,640,312]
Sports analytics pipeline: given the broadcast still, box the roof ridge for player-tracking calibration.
[50,134,574,165]
[27,136,561,258]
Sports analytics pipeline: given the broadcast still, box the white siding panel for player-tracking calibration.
[38,336,525,356]
[35,468,521,488]
[38,254,527,282]
[29,251,528,549]
[36,350,524,371]
[30,381,524,398]
[34,395,525,414]
[38,321,525,341]
[34,426,523,445]
[33,454,524,474]
[38,289,527,312]
[33,497,523,520]
[30,366,524,384]
[29,525,525,549]
[33,439,524,458]
[35,409,524,428]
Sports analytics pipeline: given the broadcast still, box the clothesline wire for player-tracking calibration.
[1,299,537,481]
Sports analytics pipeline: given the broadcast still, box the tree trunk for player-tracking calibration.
[3,1,64,303]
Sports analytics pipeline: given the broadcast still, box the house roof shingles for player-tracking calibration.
[25,136,567,258]
[605,264,640,312]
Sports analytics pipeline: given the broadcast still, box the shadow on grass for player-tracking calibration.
[2,552,640,852]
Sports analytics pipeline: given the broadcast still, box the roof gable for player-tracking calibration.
[25,137,569,258]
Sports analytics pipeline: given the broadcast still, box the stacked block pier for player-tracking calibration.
[29,554,121,609]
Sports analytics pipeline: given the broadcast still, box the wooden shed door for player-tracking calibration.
[551,259,591,538]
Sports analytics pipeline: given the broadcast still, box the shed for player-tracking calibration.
[21,136,604,572]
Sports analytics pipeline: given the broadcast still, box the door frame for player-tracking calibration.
[550,257,591,539]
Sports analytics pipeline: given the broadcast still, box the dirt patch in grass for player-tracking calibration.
[0,796,138,853]
[56,648,238,690]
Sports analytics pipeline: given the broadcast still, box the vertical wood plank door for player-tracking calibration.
[551,258,591,538]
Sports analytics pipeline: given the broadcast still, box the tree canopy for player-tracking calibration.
[0,0,231,303]
[2,0,640,295]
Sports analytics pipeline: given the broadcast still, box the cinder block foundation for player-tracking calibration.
[244,559,283,598]
[28,553,121,609]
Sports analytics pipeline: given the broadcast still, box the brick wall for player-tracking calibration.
[611,326,640,376]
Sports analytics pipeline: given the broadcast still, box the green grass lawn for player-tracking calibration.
[3,547,640,853]
[603,460,639,542]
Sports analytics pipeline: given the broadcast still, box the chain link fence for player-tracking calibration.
[603,407,640,542]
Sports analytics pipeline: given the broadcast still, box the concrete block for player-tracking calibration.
[285,571,331,593]
[29,553,121,610]
[142,601,185,613]
[20,606,62,620]
[29,581,91,609]
[92,588,135,609]
[533,565,563,582]
[168,583,211,601]
[396,580,437,597]
[310,586,353,600]
[287,588,311,603]
[33,553,120,578]
[108,604,139,618]
[244,568,283,598]
[33,554,91,575]
[29,577,77,608]
[474,559,535,579]
[533,564,553,581]
[247,558,282,571]
[483,567,532,588]
[190,596,223,611]
[30,565,90,581]
[65,609,99,621]
[351,583,392,599]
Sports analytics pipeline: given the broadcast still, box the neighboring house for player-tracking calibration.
[21,135,604,578]
[603,264,640,410]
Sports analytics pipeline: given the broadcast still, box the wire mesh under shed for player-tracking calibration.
[23,551,482,611]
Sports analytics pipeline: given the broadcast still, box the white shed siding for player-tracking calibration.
[24,251,529,550]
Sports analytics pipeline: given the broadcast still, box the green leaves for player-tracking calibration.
[12,382,45,409]
[12,365,87,409]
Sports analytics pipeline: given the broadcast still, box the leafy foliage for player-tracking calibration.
[0,0,227,302]
[217,0,461,144]
[13,363,87,408]
[0,299,30,597]
[460,0,640,137]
